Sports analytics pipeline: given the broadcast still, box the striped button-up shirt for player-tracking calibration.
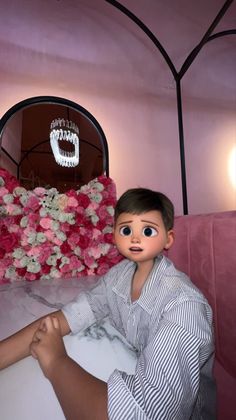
[62,255,216,419]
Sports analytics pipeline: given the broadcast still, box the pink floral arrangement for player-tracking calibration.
[0,168,122,283]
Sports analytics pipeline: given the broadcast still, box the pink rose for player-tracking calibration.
[16,267,27,277]
[75,213,91,228]
[33,187,46,196]
[68,228,92,249]
[27,246,40,257]
[44,230,55,241]
[86,202,99,211]
[6,204,22,216]
[69,255,83,270]
[60,222,71,233]
[20,233,30,247]
[67,197,78,207]
[24,196,40,213]
[97,205,107,219]
[102,195,116,207]
[54,237,63,246]
[0,226,19,255]
[83,252,97,269]
[13,259,22,268]
[60,242,72,254]
[38,247,52,264]
[0,168,19,192]
[108,245,121,258]
[60,258,83,274]
[28,213,39,227]
[24,272,41,281]
[40,218,52,230]
[66,189,78,199]
[104,233,113,243]
[89,246,102,259]
[41,264,51,275]
[96,263,110,275]
[0,248,5,259]
[77,193,90,209]
[86,268,96,276]
[77,235,90,249]
[92,228,103,240]
[75,213,85,227]
[95,219,106,231]
[0,187,9,197]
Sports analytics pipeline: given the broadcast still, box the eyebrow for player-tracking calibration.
[117,220,133,226]
[141,219,160,227]
[117,219,160,227]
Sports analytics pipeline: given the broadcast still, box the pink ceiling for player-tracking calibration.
[0,0,235,104]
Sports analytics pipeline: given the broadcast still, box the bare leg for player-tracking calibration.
[31,316,108,420]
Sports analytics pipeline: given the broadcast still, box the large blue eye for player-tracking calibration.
[142,226,157,237]
[119,226,132,236]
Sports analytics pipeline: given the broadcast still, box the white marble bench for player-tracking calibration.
[0,277,137,420]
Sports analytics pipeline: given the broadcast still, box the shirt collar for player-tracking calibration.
[112,255,173,312]
[138,255,171,313]
[112,260,135,302]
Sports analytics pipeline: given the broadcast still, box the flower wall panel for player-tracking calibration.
[0,168,122,283]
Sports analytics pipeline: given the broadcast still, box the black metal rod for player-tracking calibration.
[20,138,103,165]
[207,29,236,42]
[21,138,103,155]
[1,146,19,167]
[107,0,235,215]
[105,0,178,80]
[176,80,188,214]
[178,0,234,80]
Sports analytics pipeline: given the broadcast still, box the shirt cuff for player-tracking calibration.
[62,292,96,334]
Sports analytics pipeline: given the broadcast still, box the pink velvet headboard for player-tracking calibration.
[165,211,236,420]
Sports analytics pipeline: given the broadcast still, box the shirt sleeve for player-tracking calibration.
[62,276,110,334]
[107,300,214,420]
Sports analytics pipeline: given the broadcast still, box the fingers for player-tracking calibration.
[32,329,44,343]
[30,317,52,359]
[42,316,60,332]
[51,316,60,330]
[32,315,60,344]
[31,317,49,345]
[38,318,47,332]
[31,315,61,357]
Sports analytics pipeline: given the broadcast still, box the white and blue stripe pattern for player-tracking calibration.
[62,255,216,419]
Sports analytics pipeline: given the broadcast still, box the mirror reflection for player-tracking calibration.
[0,98,108,192]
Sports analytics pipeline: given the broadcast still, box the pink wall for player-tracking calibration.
[0,1,235,215]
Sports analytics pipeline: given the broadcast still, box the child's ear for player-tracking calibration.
[164,230,174,250]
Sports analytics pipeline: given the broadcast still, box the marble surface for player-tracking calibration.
[0,276,137,420]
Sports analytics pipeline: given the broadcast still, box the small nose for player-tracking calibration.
[131,233,141,243]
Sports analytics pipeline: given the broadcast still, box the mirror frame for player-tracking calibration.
[0,95,109,178]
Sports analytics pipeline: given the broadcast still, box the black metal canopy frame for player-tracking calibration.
[106,0,236,214]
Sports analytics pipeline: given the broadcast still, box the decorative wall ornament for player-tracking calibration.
[50,118,79,167]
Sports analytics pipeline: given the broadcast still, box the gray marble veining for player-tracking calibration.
[0,276,137,420]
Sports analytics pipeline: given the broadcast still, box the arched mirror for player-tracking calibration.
[0,96,109,192]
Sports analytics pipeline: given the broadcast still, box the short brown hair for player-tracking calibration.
[114,188,174,231]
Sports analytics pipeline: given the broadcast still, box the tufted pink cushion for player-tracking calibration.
[165,211,236,420]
